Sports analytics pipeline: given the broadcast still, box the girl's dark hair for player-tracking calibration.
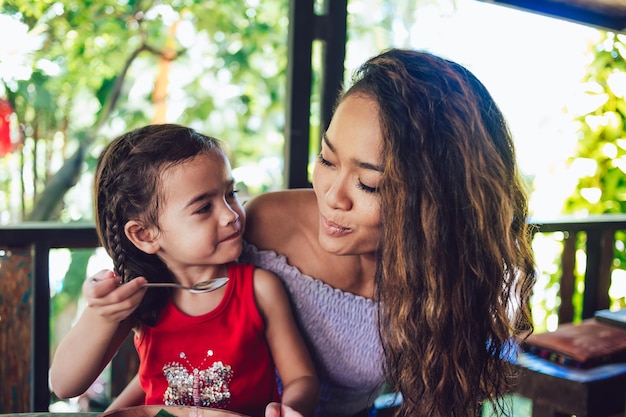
[345,49,536,417]
[94,123,223,325]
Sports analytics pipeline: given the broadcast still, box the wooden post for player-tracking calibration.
[0,246,34,412]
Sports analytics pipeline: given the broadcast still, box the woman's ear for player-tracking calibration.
[125,220,159,254]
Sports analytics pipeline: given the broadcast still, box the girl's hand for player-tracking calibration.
[84,269,148,322]
[265,402,304,417]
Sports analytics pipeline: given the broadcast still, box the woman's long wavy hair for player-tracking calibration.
[94,124,223,325]
[345,49,536,416]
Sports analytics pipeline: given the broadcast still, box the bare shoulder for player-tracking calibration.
[243,189,317,250]
[244,188,316,220]
[251,267,289,311]
[252,267,283,290]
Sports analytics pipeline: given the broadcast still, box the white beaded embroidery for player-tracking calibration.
[162,350,233,407]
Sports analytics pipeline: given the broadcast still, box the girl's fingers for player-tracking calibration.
[85,273,147,314]
[84,270,118,297]
[89,283,148,321]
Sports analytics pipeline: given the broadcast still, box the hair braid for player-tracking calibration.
[109,212,126,281]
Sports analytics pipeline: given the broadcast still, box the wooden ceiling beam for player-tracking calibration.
[477,0,626,33]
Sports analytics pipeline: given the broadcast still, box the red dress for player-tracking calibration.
[135,263,280,417]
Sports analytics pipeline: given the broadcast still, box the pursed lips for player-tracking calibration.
[320,214,351,236]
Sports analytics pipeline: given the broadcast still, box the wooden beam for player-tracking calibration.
[284,0,347,188]
[319,0,348,133]
[477,0,626,33]
[285,0,314,189]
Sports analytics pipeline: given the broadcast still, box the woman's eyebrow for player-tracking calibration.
[323,132,382,172]
[322,132,336,153]
[356,158,383,172]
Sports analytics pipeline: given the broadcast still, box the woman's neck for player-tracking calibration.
[293,241,377,298]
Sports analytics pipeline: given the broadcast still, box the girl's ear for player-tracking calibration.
[125,220,159,254]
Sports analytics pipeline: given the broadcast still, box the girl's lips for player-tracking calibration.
[220,230,241,243]
[220,222,242,243]
[321,215,351,236]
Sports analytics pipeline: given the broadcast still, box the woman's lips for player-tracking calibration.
[321,215,351,236]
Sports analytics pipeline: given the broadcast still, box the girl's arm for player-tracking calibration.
[106,373,145,411]
[253,268,320,417]
[49,269,147,399]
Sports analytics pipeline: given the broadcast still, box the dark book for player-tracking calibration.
[521,318,626,368]
[595,308,626,330]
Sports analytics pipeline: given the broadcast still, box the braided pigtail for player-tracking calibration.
[104,204,125,280]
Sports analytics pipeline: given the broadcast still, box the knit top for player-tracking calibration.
[241,242,384,417]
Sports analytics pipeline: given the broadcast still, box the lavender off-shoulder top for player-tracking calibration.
[240,242,384,417]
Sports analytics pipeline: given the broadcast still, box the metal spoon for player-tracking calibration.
[143,277,229,293]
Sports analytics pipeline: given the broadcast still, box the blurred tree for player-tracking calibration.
[561,32,626,313]
[0,0,290,223]
[564,32,626,216]
[529,33,626,331]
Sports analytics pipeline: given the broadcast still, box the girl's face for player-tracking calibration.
[150,151,244,277]
[312,94,382,256]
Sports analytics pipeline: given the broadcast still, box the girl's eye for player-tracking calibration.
[196,203,213,214]
[318,153,333,167]
[357,180,378,194]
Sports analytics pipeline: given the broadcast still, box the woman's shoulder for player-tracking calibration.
[244,188,316,215]
[243,189,317,249]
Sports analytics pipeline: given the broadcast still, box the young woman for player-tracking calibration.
[242,48,536,417]
[49,124,318,417]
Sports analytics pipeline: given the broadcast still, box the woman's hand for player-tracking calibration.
[265,402,305,417]
[84,269,148,323]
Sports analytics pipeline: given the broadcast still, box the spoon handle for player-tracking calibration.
[143,283,181,288]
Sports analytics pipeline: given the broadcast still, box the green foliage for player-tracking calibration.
[527,33,626,331]
[0,0,290,223]
[560,32,626,315]
[49,249,93,321]
[564,33,626,215]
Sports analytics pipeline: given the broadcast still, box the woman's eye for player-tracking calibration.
[357,180,378,193]
[226,189,239,200]
[318,153,333,167]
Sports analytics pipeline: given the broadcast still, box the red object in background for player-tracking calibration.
[0,99,15,156]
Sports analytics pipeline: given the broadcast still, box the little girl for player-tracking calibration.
[49,124,319,417]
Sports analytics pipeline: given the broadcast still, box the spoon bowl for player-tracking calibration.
[143,277,228,293]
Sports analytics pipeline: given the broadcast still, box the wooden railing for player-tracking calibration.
[0,223,99,413]
[529,214,626,323]
[1,215,626,412]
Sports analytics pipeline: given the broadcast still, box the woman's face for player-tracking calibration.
[312,93,382,256]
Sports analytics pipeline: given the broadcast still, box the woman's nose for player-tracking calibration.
[325,176,353,211]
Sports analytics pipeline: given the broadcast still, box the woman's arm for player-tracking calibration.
[49,270,147,399]
[253,268,319,417]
